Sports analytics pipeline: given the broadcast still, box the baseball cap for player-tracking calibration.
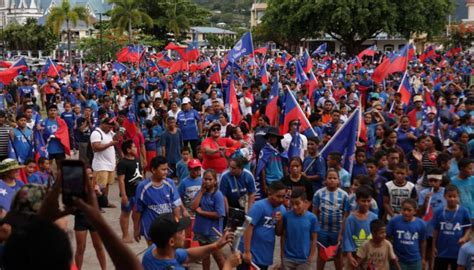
[413,95,423,103]
[182,97,191,104]
[188,159,202,169]
[149,213,191,247]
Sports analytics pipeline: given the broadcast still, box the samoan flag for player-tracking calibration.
[319,108,360,173]
[357,45,377,60]
[11,56,28,72]
[184,41,200,61]
[276,51,292,66]
[372,43,410,83]
[209,63,222,84]
[228,32,254,63]
[225,74,241,125]
[295,60,308,84]
[419,45,436,63]
[116,45,144,63]
[398,72,412,105]
[307,70,318,106]
[312,43,327,56]
[258,64,269,84]
[112,62,128,73]
[281,86,317,137]
[301,50,313,73]
[287,124,302,159]
[41,58,60,77]
[33,128,48,161]
[266,77,279,126]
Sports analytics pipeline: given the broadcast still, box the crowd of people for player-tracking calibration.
[0,44,472,270]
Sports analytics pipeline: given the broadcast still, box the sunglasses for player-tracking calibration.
[211,128,221,132]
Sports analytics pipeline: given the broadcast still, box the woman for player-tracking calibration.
[279,157,313,209]
[167,100,181,119]
[226,125,253,171]
[419,135,442,189]
[201,121,240,180]
[0,159,25,191]
[396,115,419,154]
[380,128,405,162]
[74,167,107,270]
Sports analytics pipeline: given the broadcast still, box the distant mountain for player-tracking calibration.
[192,0,254,27]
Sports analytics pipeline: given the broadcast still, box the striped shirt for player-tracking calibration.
[0,124,11,157]
[313,187,350,233]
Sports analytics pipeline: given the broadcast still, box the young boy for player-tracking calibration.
[28,157,52,186]
[176,147,191,184]
[383,163,417,220]
[327,152,351,191]
[25,159,37,183]
[343,187,378,269]
[117,140,143,243]
[356,219,401,270]
[366,158,387,218]
[277,189,319,270]
[178,159,203,211]
[134,156,182,246]
[450,158,474,223]
[432,185,471,270]
[313,168,350,270]
[351,149,367,181]
[303,137,326,192]
[160,117,184,179]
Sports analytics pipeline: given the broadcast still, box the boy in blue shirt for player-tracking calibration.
[176,147,191,184]
[303,137,326,192]
[178,159,203,211]
[450,158,474,223]
[432,185,471,270]
[277,188,319,270]
[28,157,52,186]
[240,181,286,270]
[387,198,427,270]
[134,156,183,246]
[327,152,351,191]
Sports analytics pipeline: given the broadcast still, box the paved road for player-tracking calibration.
[70,181,335,270]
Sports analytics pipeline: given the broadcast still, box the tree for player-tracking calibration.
[108,0,153,44]
[46,0,90,68]
[2,18,58,54]
[444,23,474,49]
[261,0,454,54]
[78,25,128,63]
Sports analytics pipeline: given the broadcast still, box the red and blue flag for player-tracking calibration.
[225,74,241,125]
[357,45,377,60]
[266,78,279,126]
[419,45,436,63]
[312,43,327,56]
[372,43,411,83]
[281,86,317,137]
[398,72,412,105]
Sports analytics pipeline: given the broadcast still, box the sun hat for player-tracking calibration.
[0,159,25,174]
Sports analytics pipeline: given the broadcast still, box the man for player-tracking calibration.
[177,97,202,157]
[76,107,94,165]
[90,117,118,206]
[322,109,343,143]
[407,95,424,128]
[10,113,34,164]
[239,181,286,270]
[303,137,326,192]
[41,104,69,162]
[220,157,256,212]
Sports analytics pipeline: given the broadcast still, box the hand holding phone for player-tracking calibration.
[61,160,87,206]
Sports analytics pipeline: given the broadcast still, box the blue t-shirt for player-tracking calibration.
[142,128,159,152]
[12,127,34,163]
[386,215,427,264]
[178,176,202,208]
[160,130,183,165]
[433,206,471,259]
[342,212,378,252]
[451,176,474,218]
[303,155,326,191]
[176,109,201,141]
[348,194,379,215]
[42,118,64,154]
[175,160,189,183]
[457,241,474,269]
[283,211,319,262]
[0,181,15,211]
[239,199,286,266]
[418,187,446,236]
[219,169,256,209]
[338,168,351,189]
[60,111,76,129]
[263,148,284,184]
[142,246,188,270]
[135,178,182,240]
[28,171,51,186]
[193,190,225,237]
[447,159,459,179]
[313,187,350,233]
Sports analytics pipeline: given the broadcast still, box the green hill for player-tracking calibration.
[192,0,255,27]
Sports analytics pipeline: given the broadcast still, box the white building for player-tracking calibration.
[185,26,236,47]
[250,2,267,28]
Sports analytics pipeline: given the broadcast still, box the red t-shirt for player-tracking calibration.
[201,137,240,173]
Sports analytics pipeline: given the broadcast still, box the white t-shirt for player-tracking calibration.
[281,133,308,160]
[90,128,116,171]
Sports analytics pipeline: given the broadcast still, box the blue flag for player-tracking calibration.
[8,138,18,162]
[319,108,360,173]
[312,43,327,56]
[228,32,254,63]
[295,60,308,84]
[34,128,48,159]
[113,62,128,73]
[287,129,302,159]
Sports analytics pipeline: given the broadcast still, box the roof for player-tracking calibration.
[9,0,112,17]
[190,26,236,35]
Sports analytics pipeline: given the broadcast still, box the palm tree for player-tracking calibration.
[108,0,153,43]
[46,0,89,69]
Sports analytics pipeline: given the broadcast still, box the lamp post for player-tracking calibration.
[99,12,103,67]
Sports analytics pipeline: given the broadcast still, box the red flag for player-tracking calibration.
[419,45,436,63]
[423,204,434,222]
[0,61,11,68]
[446,45,462,58]
[407,109,418,128]
[165,42,186,59]
[266,79,279,126]
[227,78,241,125]
[0,66,23,85]
[55,117,71,156]
[372,44,411,83]
[250,46,268,57]
[318,243,338,262]
[425,88,435,107]
[167,60,187,75]
[306,71,318,106]
[158,58,173,68]
[357,45,377,60]
[122,118,137,139]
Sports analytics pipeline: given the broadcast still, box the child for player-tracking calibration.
[387,199,427,270]
[190,169,226,270]
[432,185,471,270]
[278,189,318,270]
[366,158,387,218]
[348,175,379,215]
[327,152,351,191]
[133,156,182,246]
[160,117,184,179]
[356,219,401,270]
[450,158,474,223]
[28,157,52,186]
[61,102,76,152]
[142,120,159,173]
[343,187,378,269]
[383,163,417,220]
[303,137,326,192]
[117,140,143,243]
[313,168,350,270]
[457,228,474,270]
[178,159,203,211]
[176,147,191,184]
[25,159,37,183]
[351,149,367,181]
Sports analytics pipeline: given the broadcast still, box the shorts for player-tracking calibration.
[74,214,96,232]
[282,258,312,270]
[49,153,66,161]
[193,233,219,245]
[121,196,136,213]
[94,171,115,187]
[317,230,339,248]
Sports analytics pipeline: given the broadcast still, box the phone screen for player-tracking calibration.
[62,164,85,205]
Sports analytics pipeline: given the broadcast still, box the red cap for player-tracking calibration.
[188,159,202,169]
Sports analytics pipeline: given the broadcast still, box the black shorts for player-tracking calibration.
[74,214,96,232]
[49,153,66,161]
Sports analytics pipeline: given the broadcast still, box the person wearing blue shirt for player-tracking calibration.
[417,172,446,238]
[41,105,66,160]
[142,213,233,270]
[277,189,319,269]
[457,237,474,270]
[343,187,379,268]
[134,156,183,245]
[0,159,25,192]
[219,157,256,211]
[450,158,474,222]
[386,199,427,270]
[10,113,33,164]
[432,185,472,270]
[176,98,202,157]
[327,152,351,190]
[240,181,286,270]
[396,117,419,154]
[0,176,14,211]
[303,137,326,192]
[178,159,203,210]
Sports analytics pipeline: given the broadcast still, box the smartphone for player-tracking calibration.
[61,160,87,206]
[226,207,246,231]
